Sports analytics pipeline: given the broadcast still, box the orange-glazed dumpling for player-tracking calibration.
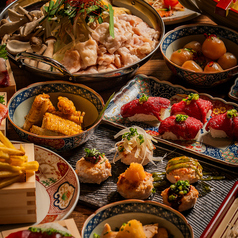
[217,52,237,70]
[202,35,226,60]
[170,49,193,66]
[182,60,203,72]
[117,163,154,199]
[204,62,223,73]
[184,41,202,54]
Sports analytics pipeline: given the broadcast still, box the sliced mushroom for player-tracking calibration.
[16,6,33,21]
[30,36,43,52]
[20,15,45,37]
[29,10,43,20]
[0,15,31,38]
[8,9,24,22]
[0,19,8,27]
[38,36,56,71]
[6,40,31,54]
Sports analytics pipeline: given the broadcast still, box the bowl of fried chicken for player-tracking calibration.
[7,81,104,152]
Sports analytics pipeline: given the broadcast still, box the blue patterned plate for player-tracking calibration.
[103,74,238,167]
[229,77,238,101]
[82,199,193,238]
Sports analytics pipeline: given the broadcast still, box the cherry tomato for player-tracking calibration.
[164,0,179,8]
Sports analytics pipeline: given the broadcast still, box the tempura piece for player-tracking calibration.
[23,94,53,131]
[57,96,76,115]
[30,125,64,136]
[42,113,83,135]
[53,110,85,125]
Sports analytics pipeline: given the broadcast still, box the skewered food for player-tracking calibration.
[120,94,170,122]
[170,93,212,124]
[166,156,203,184]
[113,126,165,165]
[5,222,75,238]
[205,109,238,140]
[117,162,154,199]
[158,114,203,140]
[75,148,111,184]
[161,180,199,212]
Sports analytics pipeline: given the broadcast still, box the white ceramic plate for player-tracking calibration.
[0,143,80,231]
[163,8,200,25]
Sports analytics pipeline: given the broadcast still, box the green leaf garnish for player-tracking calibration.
[108,4,114,38]
[176,114,188,122]
[183,93,199,104]
[84,148,104,159]
[227,109,237,118]
[0,44,8,60]
[0,96,5,104]
[139,93,149,104]
[28,227,72,237]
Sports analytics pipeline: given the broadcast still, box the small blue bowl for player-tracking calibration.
[160,24,238,88]
[81,199,194,238]
[7,81,104,152]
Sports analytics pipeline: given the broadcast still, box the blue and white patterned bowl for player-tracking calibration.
[81,199,194,238]
[160,24,238,88]
[7,81,104,152]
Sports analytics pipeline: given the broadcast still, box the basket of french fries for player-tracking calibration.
[0,131,39,224]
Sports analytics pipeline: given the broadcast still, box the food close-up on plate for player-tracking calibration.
[0,0,238,237]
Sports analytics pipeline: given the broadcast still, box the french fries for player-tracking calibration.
[0,131,39,189]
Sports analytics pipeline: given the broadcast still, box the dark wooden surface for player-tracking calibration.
[5,13,238,237]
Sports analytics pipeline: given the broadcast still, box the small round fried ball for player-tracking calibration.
[204,62,223,73]
[184,41,202,54]
[170,49,193,66]
[182,60,203,72]
[217,52,237,70]
[202,36,226,60]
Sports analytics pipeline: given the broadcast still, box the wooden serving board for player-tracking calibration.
[0,143,36,224]
[0,218,81,238]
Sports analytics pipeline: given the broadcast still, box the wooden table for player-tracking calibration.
[5,13,238,237]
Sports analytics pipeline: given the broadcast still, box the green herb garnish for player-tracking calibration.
[0,44,8,60]
[28,227,72,237]
[227,109,237,118]
[93,233,100,238]
[183,93,199,104]
[0,96,5,104]
[175,114,188,122]
[85,148,104,159]
[139,93,149,104]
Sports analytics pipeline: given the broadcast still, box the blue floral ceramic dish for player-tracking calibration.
[81,199,194,238]
[103,74,238,167]
[229,77,238,101]
[7,81,104,152]
[160,24,238,88]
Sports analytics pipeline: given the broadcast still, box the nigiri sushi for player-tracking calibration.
[159,114,203,140]
[205,109,238,140]
[117,162,154,199]
[120,94,170,122]
[171,93,212,124]
[166,156,203,184]
[161,180,199,212]
[113,126,166,165]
